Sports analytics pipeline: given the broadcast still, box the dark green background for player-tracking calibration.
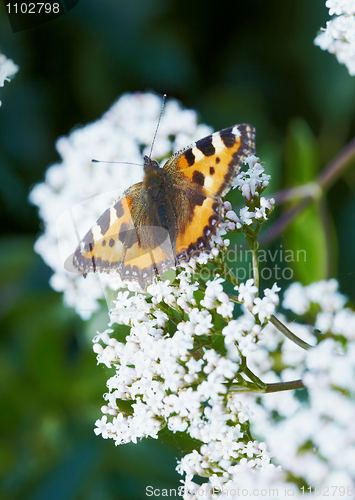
[1,1,354,499]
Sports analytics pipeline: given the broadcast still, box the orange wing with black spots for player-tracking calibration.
[73,124,256,288]
[73,183,176,287]
[164,124,256,262]
[164,124,256,197]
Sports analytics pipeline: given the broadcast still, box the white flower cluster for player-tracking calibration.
[93,271,284,497]
[236,279,281,324]
[233,157,271,198]
[235,280,355,496]
[225,160,275,230]
[283,279,354,339]
[221,280,280,359]
[93,272,258,440]
[0,53,18,106]
[29,93,213,319]
[315,0,355,75]
[262,338,355,490]
[177,437,281,499]
[94,278,355,497]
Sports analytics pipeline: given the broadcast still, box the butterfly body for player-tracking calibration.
[73,124,256,288]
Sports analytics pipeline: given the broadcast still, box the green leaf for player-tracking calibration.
[284,203,329,284]
[285,118,320,185]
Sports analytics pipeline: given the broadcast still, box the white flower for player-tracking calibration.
[326,0,355,17]
[216,295,234,318]
[264,283,281,304]
[252,298,275,324]
[333,308,355,339]
[177,450,205,477]
[185,358,204,377]
[168,415,188,432]
[222,314,257,356]
[284,280,348,324]
[146,280,175,306]
[184,308,213,336]
[94,415,110,438]
[0,53,18,106]
[199,278,234,318]
[109,291,152,326]
[315,2,355,75]
[252,284,280,324]
[239,206,255,225]
[283,282,310,315]
[225,209,239,223]
[233,160,271,200]
[307,279,346,311]
[254,197,274,220]
[236,279,258,309]
[243,154,259,169]
[204,277,224,298]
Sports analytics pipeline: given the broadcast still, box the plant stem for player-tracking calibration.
[264,379,305,392]
[242,366,267,391]
[221,263,239,288]
[229,294,241,304]
[271,182,321,205]
[259,137,355,245]
[319,136,355,190]
[245,234,259,291]
[230,378,305,393]
[269,315,313,350]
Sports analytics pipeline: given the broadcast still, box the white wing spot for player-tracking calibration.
[204,176,215,191]
[191,146,205,162]
[115,240,124,253]
[110,205,118,225]
[232,125,242,137]
[211,133,226,154]
[93,224,103,241]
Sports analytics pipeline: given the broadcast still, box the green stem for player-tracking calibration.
[245,234,259,291]
[229,299,313,350]
[269,315,313,350]
[230,377,305,394]
[242,366,267,391]
[319,136,355,191]
[229,383,264,393]
[219,262,239,288]
[252,245,259,290]
[230,378,304,393]
[229,294,241,304]
[264,379,305,392]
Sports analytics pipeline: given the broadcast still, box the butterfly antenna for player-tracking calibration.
[148,94,167,159]
[92,159,142,166]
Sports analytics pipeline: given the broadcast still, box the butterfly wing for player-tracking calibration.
[73,183,175,288]
[164,124,256,196]
[163,124,256,262]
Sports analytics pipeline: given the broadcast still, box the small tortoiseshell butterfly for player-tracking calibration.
[73,124,256,288]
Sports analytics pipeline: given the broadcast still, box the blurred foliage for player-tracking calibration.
[283,119,329,284]
[0,0,355,498]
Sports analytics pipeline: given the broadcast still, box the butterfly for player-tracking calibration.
[73,124,256,288]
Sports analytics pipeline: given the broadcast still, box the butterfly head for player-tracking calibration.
[143,155,160,172]
[143,155,166,201]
